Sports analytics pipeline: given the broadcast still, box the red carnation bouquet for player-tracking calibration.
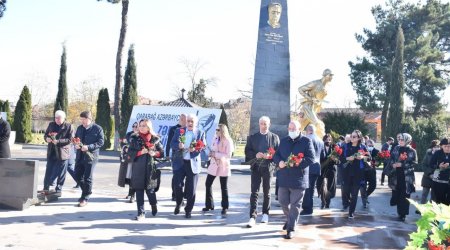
[329,145,343,160]
[190,139,205,152]
[48,132,58,141]
[179,128,186,143]
[373,150,391,167]
[264,147,276,160]
[286,153,304,168]
[72,137,94,160]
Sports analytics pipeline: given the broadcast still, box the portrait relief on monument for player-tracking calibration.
[267,3,282,29]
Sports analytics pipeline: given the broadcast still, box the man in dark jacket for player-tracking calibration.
[301,124,324,216]
[380,137,394,185]
[360,139,378,208]
[41,110,73,195]
[273,120,315,239]
[74,111,104,207]
[167,114,186,201]
[245,116,279,227]
[0,115,11,158]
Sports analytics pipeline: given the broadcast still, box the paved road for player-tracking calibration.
[0,145,422,249]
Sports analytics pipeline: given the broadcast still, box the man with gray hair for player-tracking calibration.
[245,116,280,227]
[301,124,324,216]
[41,110,73,195]
[273,120,315,239]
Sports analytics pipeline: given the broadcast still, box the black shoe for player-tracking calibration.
[299,210,312,216]
[363,204,367,209]
[129,196,135,203]
[221,209,227,215]
[185,212,192,219]
[398,216,405,222]
[348,213,354,219]
[202,207,214,212]
[415,210,421,215]
[174,205,180,215]
[282,222,287,230]
[325,205,330,209]
[73,184,79,189]
[285,230,293,239]
[151,205,158,216]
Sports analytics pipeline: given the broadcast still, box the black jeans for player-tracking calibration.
[44,158,68,191]
[205,174,229,209]
[342,176,361,214]
[249,166,273,218]
[302,174,319,213]
[135,189,157,215]
[173,160,199,213]
[394,169,410,217]
[360,169,377,204]
[75,160,97,201]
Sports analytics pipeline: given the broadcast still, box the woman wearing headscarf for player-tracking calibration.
[384,133,417,222]
[128,119,164,221]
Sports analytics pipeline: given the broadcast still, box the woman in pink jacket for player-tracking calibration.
[203,124,234,215]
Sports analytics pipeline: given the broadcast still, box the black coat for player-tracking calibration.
[74,123,104,163]
[129,133,164,190]
[44,121,73,161]
[0,118,11,158]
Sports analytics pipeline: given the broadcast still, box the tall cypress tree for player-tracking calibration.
[120,44,138,137]
[14,85,32,143]
[0,100,4,112]
[387,25,405,137]
[54,45,68,114]
[4,100,12,125]
[96,88,113,149]
[219,104,228,128]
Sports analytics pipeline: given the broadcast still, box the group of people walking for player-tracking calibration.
[18,109,449,241]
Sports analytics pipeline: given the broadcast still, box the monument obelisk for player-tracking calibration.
[249,0,290,137]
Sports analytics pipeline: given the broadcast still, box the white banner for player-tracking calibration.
[127,105,222,155]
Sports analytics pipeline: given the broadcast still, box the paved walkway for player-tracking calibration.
[0,145,421,250]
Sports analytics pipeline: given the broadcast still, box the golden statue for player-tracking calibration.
[267,3,282,29]
[297,69,333,139]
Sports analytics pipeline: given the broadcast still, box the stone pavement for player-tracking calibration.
[0,145,422,250]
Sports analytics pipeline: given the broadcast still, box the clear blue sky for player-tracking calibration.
[1,0,447,109]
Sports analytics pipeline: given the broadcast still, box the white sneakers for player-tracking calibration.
[247,214,269,228]
[261,214,269,223]
[247,217,256,228]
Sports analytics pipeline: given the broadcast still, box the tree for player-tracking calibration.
[187,78,213,107]
[54,45,68,114]
[0,0,6,19]
[98,0,129,150]
[14,86,32,143]
[96,88,113,149]
[67,78,101,124]
[349,0,450,139]
[386,25,406,138]
[120,44,138,137]
[219,104,228,128]
[322,110,369,137]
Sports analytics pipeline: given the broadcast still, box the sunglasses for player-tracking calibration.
[132,125,138,128]
[352,136,359,138]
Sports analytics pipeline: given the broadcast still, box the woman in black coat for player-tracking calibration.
[384,133,417,222]
[0,116,11,158]
[339,130,370,219]
[128,119,164,221]
[118,122,139,203]
[318,133,338,209]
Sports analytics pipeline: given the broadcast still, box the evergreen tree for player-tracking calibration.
[0,100,4,112]
[120,44,138,137]
[322,111,369,137]
[54,45,68,114]
[96,88,113,149]
[14,86,32,143]
[219,104,228,128]
[4,100,12,125]
[387,25,405,137]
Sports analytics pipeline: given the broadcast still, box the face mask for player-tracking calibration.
[367,146,374,151]
[289,131,300,139]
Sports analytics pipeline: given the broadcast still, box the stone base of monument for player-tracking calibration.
[0,159,41,210]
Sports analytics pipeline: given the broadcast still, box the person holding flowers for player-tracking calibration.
[273,121,315,239]
[419,139,440,206]
[340,129,370,219]
[73,111,104,207]
[360,139,379,208]
[429,138,450,205]
[384,133,417,221]
[170,113,206,219]
[318,134,339,209]
[202,124,234,215]
[128,119,164,221]
[41,110,73,195]
[244,116,279,227]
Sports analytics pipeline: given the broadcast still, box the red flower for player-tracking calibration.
[190,140,205,152]
[399,152,408,161]
[329,145,343,159]
[71,137,82,146]
[286,152,304,167]
[179,129,186,143]
[48,132,58,140]
[179,129,185,135]
[265,147,276,160]
[145,142,154,149]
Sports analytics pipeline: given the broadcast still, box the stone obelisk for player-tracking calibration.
[249,0,290,137]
